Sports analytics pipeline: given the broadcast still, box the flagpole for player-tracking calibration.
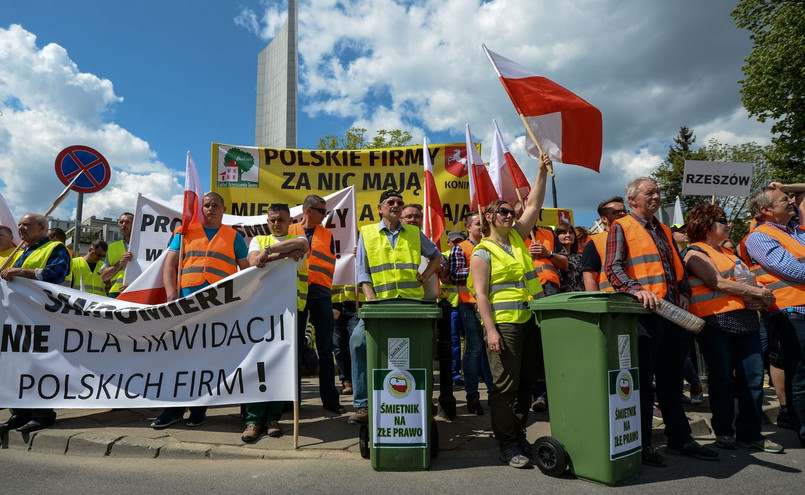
[1,174,81,271]
[482,44,556,179]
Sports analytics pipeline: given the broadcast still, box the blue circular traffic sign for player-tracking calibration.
[55,145,111,193]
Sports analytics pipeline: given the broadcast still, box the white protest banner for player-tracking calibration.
[682,160,754,197]
[126,186,356,286]
[0,262,297,408]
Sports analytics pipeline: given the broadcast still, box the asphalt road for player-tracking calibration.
[2,427,803,495]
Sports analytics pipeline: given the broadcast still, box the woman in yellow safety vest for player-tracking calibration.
[468,152,549,469]
[682,203,782,453]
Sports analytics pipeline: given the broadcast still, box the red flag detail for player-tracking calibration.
[422,138,445,250]
[483,45,602,172]
[489,119,531,208]
[465,124,499,211]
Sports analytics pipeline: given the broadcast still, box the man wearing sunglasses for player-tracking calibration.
[582,196,627,291]
[288,195,345,415]
[348,189,442,424]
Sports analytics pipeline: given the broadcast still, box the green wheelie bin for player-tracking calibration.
[528,292,649,485]
[358,298,442,471]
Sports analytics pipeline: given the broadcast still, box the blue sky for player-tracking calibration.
[1,0,772,228]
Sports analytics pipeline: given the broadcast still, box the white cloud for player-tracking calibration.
[0,24,182,222]
[240,0,773,225]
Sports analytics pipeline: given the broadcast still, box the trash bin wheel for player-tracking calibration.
[534,436,567,477]
[430,420,439,458]
[359,424,370,459]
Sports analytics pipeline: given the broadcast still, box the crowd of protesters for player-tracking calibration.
[2,171,804,472]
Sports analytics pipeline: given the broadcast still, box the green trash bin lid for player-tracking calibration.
[527,291,650,314]
[358,298,442,319]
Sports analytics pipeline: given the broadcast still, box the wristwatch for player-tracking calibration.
[265,245,272,255]
[547,250,554,259]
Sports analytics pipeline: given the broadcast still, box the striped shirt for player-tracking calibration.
[605,213,691,305]
[744,214,805,315]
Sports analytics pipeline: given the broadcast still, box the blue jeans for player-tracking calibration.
[696,324,764,441]
[459,303,494,399]
[333,302,358,384]
[451,306,463,382]
[350,319,368,408]
[769,311,805,443]
[637,313,693,448]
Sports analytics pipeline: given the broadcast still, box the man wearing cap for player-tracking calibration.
[0,213,71,434]
[449,212,495,415]
[347,190,442,424]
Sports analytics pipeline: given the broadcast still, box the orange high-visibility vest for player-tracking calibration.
[180,224,239,288]
[289,223,336,289]
[748,223,805,312]
[612,215,685,298]
[457,239,477,304]
[525,227,560,287]
[686,242,745,317]
[588,231,614,292]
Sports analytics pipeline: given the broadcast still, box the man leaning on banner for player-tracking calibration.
[150,192,250,429]
[0,213,71,434]
[288,195,345,415]
[101,212,134,297]
[66,239,109,296]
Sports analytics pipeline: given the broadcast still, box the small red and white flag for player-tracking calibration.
[0,191,20,245]
[422,137,445,250]
[115,250,168,304]
[180,151,204,234]
[483,44,602,172]
[466,124,499,212]
[489,119,531,208]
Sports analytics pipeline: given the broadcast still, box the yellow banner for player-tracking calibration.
[210,143,572,229]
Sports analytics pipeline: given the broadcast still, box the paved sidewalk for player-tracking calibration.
[0,376,784,461]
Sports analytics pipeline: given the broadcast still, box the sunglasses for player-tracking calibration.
[384,199,404,206]
[714,217,729,225]
[309,207,327,215]
[496,207,516,217]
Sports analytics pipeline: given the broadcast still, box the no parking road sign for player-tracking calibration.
[55,145,111,193]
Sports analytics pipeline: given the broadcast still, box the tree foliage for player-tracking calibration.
[732,0,805,179]
[317,127,413,150]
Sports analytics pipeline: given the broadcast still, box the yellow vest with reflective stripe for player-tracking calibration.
[106,239,127,296]
[361,223,423,299]
[0,247,15,268]
[469,231,542,324]
[13,240,61,270]
[68,257,106,296]
[439,249,460,307]
[332,284,366,303]
[253,234,308,311]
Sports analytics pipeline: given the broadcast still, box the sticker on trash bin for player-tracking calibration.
[608,368,641,460]
[372,369,427,447]
[388,338,410,369]
[617,335,631,369]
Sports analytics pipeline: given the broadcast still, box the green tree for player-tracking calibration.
[317,127,413,150]
[732,0,805,179]
[652,126,707,212]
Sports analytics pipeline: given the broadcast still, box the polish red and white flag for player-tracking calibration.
[489,119,531,208]
[483,44,602,172]
[422,137,445,250]
[180,151,204,234]
[465,124,499,212]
